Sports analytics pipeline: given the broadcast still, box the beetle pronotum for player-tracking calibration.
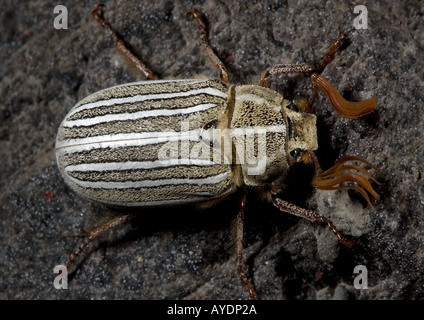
[56,6,379,299]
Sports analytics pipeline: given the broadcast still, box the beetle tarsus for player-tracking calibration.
[312,33,350,74]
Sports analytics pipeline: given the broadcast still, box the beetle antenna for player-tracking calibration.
[308,73,377,118]
[305,151,380,208]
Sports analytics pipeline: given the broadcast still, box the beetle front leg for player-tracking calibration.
[259,34,349,88]
[270,196,356,248]
[259,63,315,88]
[259,34,378,117]
[92,4,158,80]
[235,194,259,300]
[271,150,380,244]
[312,33,350,74]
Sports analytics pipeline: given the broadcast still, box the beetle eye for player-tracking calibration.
[286,101,298,111]
[290,148,303,161]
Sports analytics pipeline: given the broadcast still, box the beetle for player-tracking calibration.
[56,6,379,299]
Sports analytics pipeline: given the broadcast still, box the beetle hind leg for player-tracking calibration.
[65,213,133,272]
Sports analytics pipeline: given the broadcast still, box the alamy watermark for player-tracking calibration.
[53,265,68,289]
[53,5,369,31]
[53,5,68,29]
[353,265,368,289]
[354,5,368,29]
[54,263,370,290]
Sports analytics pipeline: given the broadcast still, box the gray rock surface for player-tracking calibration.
[1,0,423,299]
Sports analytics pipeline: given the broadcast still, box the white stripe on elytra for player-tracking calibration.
[67,86,227,118]
[90,196,218,207]
[55,129,201,152]
[66,171,230,189]
[65,158,217,172]
[63,103,218,128]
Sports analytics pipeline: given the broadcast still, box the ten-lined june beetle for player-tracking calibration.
[56,6,379,299]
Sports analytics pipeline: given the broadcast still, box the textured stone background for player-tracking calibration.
[1,0,423,299]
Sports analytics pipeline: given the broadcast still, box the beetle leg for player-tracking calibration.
[187,9,230,84]
[312,33,350,74]
[259,63,315,88]
[235,194,259,299]
[65,213,133,272]
[271,197,356,247]
[302,86,318,113]
[259,34,378,116]
[260,33,349,88]
[92,4,158,80]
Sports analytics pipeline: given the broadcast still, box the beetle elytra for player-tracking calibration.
[56,6,379,299]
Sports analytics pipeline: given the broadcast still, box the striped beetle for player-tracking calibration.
[56,6,379,299]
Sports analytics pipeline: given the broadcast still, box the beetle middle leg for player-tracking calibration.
[235,194,259,300]
[92,4,158,80]
[187,9,230,84]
